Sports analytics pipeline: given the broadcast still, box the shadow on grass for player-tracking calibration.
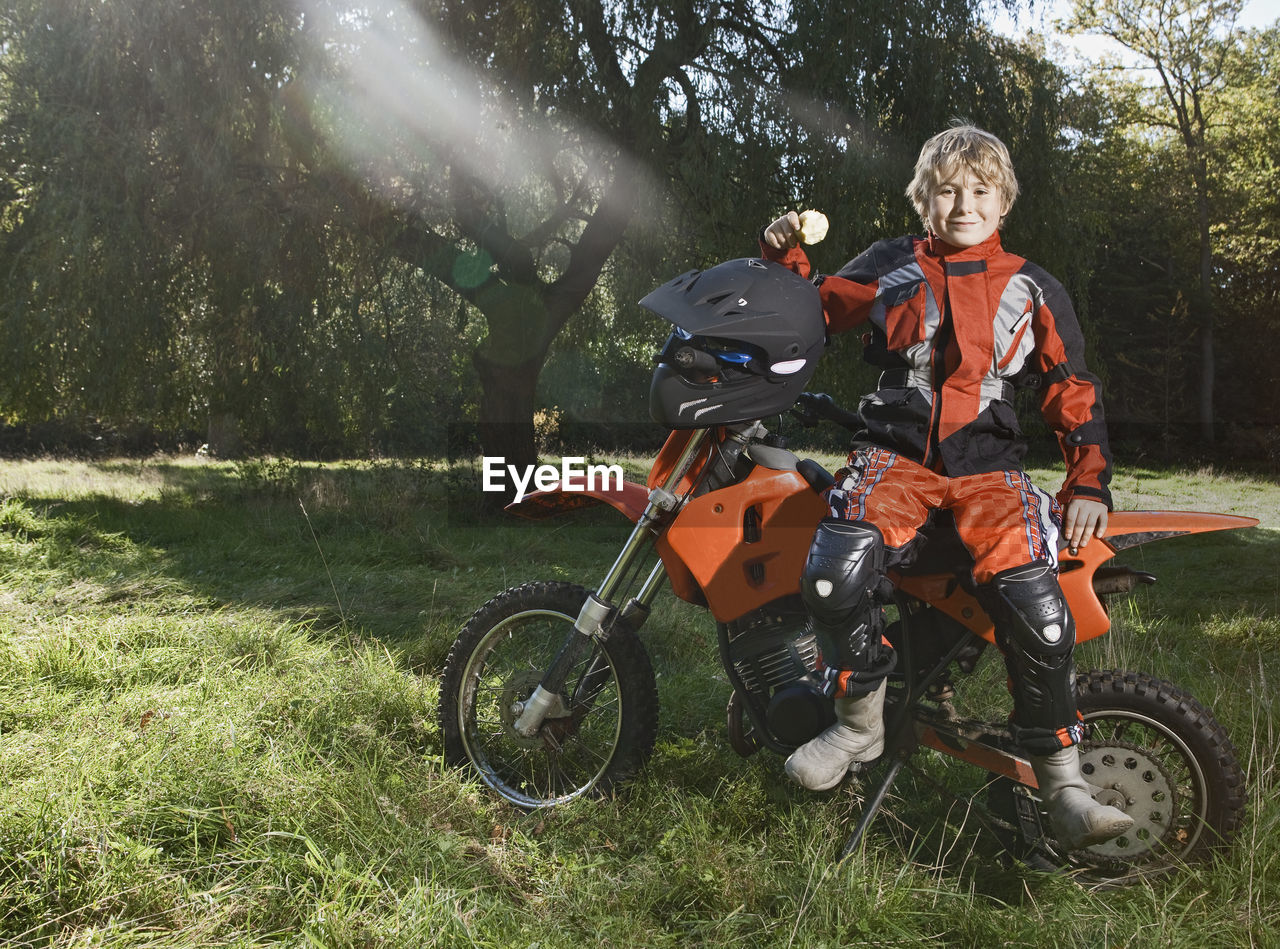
[0,461,639,667]
[5,456,1278,670]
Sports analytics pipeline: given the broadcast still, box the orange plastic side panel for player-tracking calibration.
[1057,556,1111,643]
[902,567,1108,645]
[659,555,707,609]
[659,465,827,622]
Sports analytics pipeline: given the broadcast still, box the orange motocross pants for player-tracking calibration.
[825,447,1062,583]
[821,447,1083,753]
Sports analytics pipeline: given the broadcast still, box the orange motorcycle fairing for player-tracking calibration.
[658,463,827,623]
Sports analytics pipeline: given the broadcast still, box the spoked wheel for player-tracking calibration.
[437,582,659,808]
[991,670,1245,884]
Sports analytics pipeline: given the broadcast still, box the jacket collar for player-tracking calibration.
[924,230,1003,261]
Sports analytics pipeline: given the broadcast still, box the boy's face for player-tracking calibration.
[926,168,1009,249]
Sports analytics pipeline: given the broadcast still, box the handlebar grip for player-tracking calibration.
[674,346,718,374]
[795,392,861,430]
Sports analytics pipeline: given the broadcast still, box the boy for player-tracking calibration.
[760,124,1132,849]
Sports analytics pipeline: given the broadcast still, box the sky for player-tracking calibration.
[988,0,1280,66]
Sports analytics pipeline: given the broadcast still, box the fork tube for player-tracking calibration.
[512,429,709,738]
[632,560,669,610]
[571,562,670,710]
[596,521,659,604]
[595,427,709,604]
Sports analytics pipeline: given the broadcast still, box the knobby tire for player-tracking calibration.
[437,581,659,809]
[994,668,1245,884]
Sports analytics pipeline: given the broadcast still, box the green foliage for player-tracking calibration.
[1063,0,1279,451]
[0,1,492,456]
[0,0,1276,462]
[0,0,1085,461]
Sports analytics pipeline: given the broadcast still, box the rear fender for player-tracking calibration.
[1100,510,1259,550]
[898,510,1259,645]
[1058,510,1259,642]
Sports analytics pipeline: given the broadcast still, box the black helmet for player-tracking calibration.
[640,258,825,428]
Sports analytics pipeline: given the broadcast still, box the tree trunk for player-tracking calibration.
[473,351,541,478]
[206,409,244,458]
[1199,310,1215,445]
[1196,173,1216,446]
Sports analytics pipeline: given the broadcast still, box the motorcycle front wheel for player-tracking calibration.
[992,669,1245,884]
[437,581,659,808]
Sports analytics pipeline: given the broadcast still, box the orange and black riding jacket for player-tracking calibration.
[763,231,1112,509]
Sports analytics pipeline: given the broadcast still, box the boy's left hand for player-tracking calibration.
[1063,498,1108,553]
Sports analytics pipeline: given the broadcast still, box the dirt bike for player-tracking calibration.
[437,258,1253,882]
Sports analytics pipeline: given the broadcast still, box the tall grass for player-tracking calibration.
[0,456,1276,947]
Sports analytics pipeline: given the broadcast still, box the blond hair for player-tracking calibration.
[906,124,1020,229]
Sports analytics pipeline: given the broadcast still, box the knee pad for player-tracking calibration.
[800,519,894,685]
[991,560,1075,658]
[988,560,1078,734]
[800,519,885,629]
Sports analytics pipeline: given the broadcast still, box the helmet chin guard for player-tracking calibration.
[641,258,826,428]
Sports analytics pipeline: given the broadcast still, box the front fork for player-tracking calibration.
[510,429,711,737]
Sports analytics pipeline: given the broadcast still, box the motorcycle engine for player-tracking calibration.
[722,598,834,751]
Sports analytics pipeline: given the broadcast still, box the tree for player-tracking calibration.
[288,0,1079,467]
[284,0,793,470]
[0,0,1084,462]
[1066,0,1246,444]
[1207,25,1280,454]
[0,0,486,455]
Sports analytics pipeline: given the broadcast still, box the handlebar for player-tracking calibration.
[673,346,718,374]
[791,392,862,432]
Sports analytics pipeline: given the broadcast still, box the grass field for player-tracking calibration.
[0,455,1277,947]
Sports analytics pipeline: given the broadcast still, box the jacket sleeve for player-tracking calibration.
[1026,271,1113,509]
[759,237,880,334]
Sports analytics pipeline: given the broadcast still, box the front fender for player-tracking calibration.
[505,479,649,523]
[505,478,708,609]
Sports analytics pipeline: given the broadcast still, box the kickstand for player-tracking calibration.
[838,747,910,861]
[836,594,983,863]
[837,684,922,862]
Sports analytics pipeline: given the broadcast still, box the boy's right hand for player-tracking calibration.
[763,211,802,250]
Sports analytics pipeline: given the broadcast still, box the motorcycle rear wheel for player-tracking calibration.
[992,669,1245,884]
[437,581,659,809]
